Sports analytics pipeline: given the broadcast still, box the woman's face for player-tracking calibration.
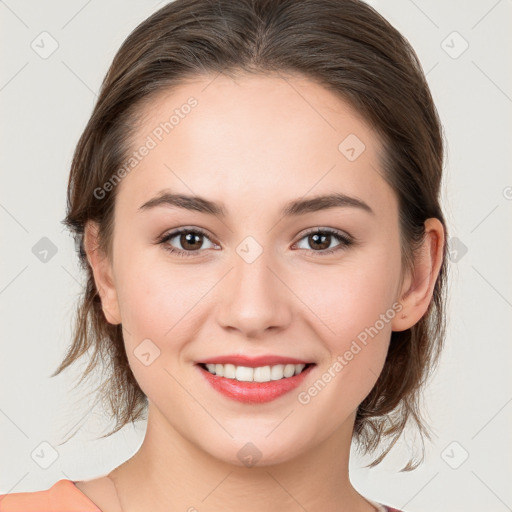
[95,73,408,466]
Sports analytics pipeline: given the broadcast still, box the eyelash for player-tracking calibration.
[156,227,354,258]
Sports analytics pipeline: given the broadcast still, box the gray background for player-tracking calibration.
[1,1,511,510]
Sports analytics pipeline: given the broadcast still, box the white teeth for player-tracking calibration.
[283,364,296,378]
[253,366,271,382]
[270,364,284,380]
[224,363,236,379]
[235,366,253,381]
[203,362,308,382]
[295,363,306,375]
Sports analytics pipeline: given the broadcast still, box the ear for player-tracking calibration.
[83,220,122,325]
[391,218,445,332]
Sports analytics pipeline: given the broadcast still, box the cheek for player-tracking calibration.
[115,244,208,330]
[113,250,229,399]
[113,253,206,403]
[293,256,401,419]
[295,245,402,403]
[303,250,401,336]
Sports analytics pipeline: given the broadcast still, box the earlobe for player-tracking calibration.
[391,218,445,332]
[83,221,122,325]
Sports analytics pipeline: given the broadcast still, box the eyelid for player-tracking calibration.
[294,226,353,243]
[156,226,218,248]
[157,226,354,258]
[155,225,215,243]
[292,227,354,254]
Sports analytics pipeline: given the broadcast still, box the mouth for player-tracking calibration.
[197,362,315,382]
[195,360,316,404]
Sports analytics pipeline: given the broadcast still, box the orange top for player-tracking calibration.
[0,479,102,512]
[0,478,404,512]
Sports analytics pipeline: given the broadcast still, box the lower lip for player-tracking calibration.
[196,364,315,404]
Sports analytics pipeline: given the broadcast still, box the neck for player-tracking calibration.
[108,402,377,512]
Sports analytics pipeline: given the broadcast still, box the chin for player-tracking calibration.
[195,430,311,469]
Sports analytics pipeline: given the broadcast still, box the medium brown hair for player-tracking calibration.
[53,0,449,471]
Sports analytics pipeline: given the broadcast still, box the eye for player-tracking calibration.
[157,227,354,258]
[157,228,218,258]
[294,228,353,256]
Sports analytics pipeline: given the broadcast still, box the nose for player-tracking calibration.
[217,247,292,339]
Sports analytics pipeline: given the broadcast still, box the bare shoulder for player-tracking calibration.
[74,476,122,512]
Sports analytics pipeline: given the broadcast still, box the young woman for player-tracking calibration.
[0,0,448,511]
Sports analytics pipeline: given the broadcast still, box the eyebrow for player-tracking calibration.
[138,190,374,217]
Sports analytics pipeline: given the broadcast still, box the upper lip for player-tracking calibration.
[197,355,314,367]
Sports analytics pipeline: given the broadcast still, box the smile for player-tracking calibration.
[201,362,311,382]
[196,362,316,403]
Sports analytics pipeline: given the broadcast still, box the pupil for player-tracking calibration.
[182,232,202,250]
[311,233,330,250]
[178,232,332,251]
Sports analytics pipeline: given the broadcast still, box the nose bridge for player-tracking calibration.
[218,237,291,337]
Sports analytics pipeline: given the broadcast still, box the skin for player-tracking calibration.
[77,72,444,512]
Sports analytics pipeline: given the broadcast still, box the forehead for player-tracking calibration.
[116,72,394,218]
